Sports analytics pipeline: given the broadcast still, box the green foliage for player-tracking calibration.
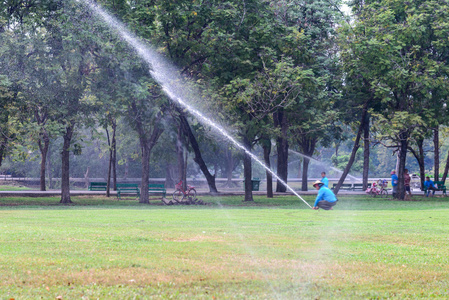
[371,111,427,144]
[341,0,449,135]
[2,0,449,186]
[339,0,449,190]
[332,148,364,173]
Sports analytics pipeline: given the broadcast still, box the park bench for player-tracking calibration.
[88,182,107,191]
[148,184,166,198]
[332,183,353,190]
[352,183,371,191]
[116,183,140,200]
[423,180,447,196]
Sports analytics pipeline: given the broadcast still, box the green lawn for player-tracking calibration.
[0,184,31,191]
[0,194,448,299]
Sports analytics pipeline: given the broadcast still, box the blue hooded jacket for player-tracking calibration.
[314,186,337,207]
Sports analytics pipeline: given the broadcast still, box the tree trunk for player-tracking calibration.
[395,152,400,173]
[131,103,164,204]
[362,113,370,190]
[301,157,310,191]
[274,110,288,192]
[106,119,117,197]
[106,125,112,197]
[107,142,112,198]
[243,136,253,202]
[140,142,151,203]
[0,138,5,169]
[84,167,90,189]
[417,139,425,190]
[47,144,53,189]
[334,100,369,195]
[276,138,288,192]
[183,152,188,190]
[138,131,163,204]
[0,142,5,169]
[137,126,163,204]
[60,124,74,204]
[396,131,409,200]
[0,116,9,169]
[297,135,317,192]
[165,164,175,189]
[262,138,273,198]
[176,126,185,189]
[178,113,218,193]
[434,127,439,181]
[38,129,50,191]
[225,147,235,187]
[112,119,117,191]
[409,139,425,191]
[441,149,449,184]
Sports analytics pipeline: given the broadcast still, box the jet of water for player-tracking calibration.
[82,0,313,209]
[289,149,361,182]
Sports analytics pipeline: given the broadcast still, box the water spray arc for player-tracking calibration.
[83,1,312,209]
[163,90,312,209]
[288,149,361,182]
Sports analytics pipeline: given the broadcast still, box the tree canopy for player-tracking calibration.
[1,0,449,202]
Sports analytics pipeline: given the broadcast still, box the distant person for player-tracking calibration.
[404,169,412,197]
[321,172,329,188]
[391,170,398,198]
[424,177,437,197]
[312,180,337,210]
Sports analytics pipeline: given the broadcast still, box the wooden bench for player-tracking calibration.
[116,183,140,200]
[148,184,166,198]
[423,180,447,196]
[88,182,107,191]
[332,183,353,190]
[352,183,371,191]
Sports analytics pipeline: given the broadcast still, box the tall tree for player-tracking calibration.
[341,0,449,199]
[222,57,313,198]
[272,0,343,192]
[177,111,218,193]
[0,0,96,200]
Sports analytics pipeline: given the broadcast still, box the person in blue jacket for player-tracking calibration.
[391,170,398,198]
[424,176,437,197]
[321,172,329,188]
[312,180,338,210]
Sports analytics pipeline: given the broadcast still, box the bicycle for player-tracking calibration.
[366,179,388,198]
[173,180,197,203]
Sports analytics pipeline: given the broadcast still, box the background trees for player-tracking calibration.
[340,0,449,198]
[0,0,449,203]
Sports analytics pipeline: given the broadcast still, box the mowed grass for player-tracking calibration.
[1,194,449,299]
[0,185,31,191]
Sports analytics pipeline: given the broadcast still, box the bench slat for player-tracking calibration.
[352,183,372,190]
[332,183,353,190]
[148,184,166,198]
[88,182,107,191]
[116,183,140,200]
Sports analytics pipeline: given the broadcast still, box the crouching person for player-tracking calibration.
[313,180,338,210]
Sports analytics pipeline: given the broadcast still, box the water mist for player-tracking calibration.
[82,0,312,209]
